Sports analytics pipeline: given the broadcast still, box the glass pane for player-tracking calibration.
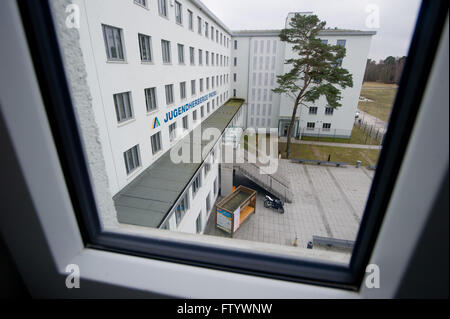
[51,0,421,268]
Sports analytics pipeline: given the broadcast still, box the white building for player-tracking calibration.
[75,0,374,234]
[231,13,376,138]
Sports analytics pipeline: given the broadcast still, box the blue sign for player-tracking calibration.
[163,91,216,124]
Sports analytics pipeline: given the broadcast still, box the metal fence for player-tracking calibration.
[299,127,353,142]
[297,120,386,145]
[354,118,386,145]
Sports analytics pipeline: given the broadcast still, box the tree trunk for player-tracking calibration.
[285,102,300,158]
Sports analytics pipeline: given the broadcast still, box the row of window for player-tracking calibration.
[103,24,230,66]
[249,117,272,128]
[250,88,274,102]
[252,55,277,71]
[176,43,230,67]
[253,39,278,55]
[308,107,335,115]
[113,75,229,123]
[122,90,228,175]
[250,104,272,117]
[306,122,332,130]
[164,151,218,232]
[252,72,277,87]
[139,0,231,49]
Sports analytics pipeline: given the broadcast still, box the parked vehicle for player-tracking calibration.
[264,195,284,214]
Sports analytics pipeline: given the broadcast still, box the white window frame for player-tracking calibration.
[102,24,125,61]
[3,1,447,299]
[174,1,182,25]
[138,33,152,62]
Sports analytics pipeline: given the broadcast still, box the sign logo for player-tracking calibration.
[152,117,160,129]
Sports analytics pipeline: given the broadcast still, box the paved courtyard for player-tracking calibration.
[205,159,374,250]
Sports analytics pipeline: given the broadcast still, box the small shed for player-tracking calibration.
[215,185,257,236]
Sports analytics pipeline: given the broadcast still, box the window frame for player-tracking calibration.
[174,1,182,25]
[102,24,125,61]
[15,0,449,293]
[138,33,152,62]
[161,39,171,64]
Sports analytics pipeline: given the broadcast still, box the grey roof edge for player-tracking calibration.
[192,0,233,35]
[231,29,377,37]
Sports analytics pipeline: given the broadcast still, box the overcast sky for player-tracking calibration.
[201,0,422,61]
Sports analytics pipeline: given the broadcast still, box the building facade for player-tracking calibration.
[75,0,374,234]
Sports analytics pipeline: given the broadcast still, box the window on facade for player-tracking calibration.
[234,57,237,66]
[195,211,202,234]
[123,145,141,175]
[113,91,133,122]
[197,17,202,34]
[169,122,177,141]
[189,47,195,65]
[201,105,204,118]
[206,77,210,90]
[205,51,209,65]
[161,40,171,63]
[233,89,236,97]
[234,40,237,49]
[102,24,124,61]
[211,26,214,40]
[207,102,210,113]
[180,82,186,99]
[216,30,219,42]
[187,10,193,30]
[182,115,188,130]
[138,34,152,62]
[199,78,204,92]
[175,1,182,24]
[309,106,318,115]
[192,173,201,196]
[206,193,211,213]
[233,73,237,82]
[191,79,196,95]
[192,109,198,122]
[177,43,184,64]
[157,0,168,17]
[323,123,331,131]
[205,22,209,37]
[325,107,334,115]
[175,193,189,226]
[307,122,315,130]
[165,84,174,104]
[144,87,157,112]
[134,0,147,7]
[151,131,162,155]
[198,49,203,65]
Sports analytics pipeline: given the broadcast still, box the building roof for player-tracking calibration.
[114,99,245,228]
[231,29,377,37]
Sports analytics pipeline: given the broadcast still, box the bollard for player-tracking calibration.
[356,160,362,168]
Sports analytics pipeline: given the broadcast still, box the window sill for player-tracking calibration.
[126,166,143,180]
[133,1,149,10]
[141,61,154,65]
[117,118,136,127]
[106,59,127,64]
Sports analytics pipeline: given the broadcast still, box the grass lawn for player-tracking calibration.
[279,142,380,167]
[358,81,398,122]
[301,124,381,145]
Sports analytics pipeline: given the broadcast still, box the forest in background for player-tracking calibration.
[363,56,406,84]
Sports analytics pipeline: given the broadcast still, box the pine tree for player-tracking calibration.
[273,14,353,158]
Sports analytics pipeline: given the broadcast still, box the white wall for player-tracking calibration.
[279,33,373,137]
[76,0,232,195]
